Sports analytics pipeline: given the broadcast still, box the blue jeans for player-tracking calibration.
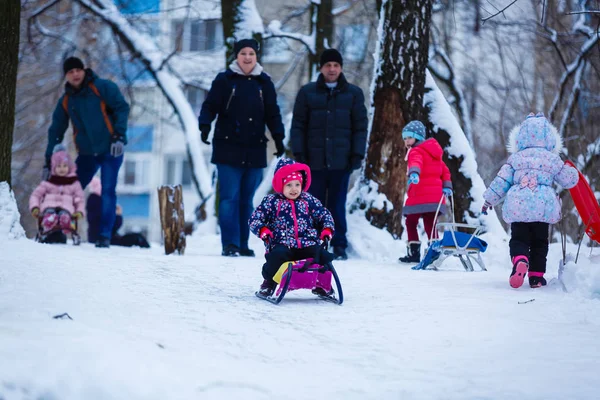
[217,164,263,249]
[77,153,123,240]
[309,169,351,248]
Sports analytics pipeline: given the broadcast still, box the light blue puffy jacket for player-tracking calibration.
[483,113,578,224]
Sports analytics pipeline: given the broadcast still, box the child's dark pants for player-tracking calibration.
[509,222,549,274]
[262,244,335,282]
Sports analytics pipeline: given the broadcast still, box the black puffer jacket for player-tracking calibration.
[290,73,368,171]
[199,63,284,168]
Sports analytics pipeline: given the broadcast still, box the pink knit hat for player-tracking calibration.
[50,144,76,176]
[282,172,303,187]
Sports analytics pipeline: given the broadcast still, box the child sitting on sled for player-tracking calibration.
[399,120,453,263]
[29,144,84,239]
[482,112,578,288]
[249,158,336,297]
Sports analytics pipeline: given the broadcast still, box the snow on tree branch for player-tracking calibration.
[332,0,360,16]
[235,0,264,40]
[548,33,599,122]
[265,20,316,54]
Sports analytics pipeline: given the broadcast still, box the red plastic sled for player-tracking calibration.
[565,160,600,244]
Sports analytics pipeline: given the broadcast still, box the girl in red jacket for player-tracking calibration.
[399,121,453,263]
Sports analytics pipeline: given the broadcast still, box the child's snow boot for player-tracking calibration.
[528,272,547,288]
[509,255,529,288]
[258,279,276,297]
[399,242,421,263]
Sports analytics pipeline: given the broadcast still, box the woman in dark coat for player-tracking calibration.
[199,39,285,257]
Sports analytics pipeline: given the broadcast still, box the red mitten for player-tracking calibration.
[259,227,273,241]
[320,228,333,241]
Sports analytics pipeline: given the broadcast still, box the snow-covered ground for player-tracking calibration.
[1,226,600,399]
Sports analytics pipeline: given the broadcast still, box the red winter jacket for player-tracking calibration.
[403,138,452,215]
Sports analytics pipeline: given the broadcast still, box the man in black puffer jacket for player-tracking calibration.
[291,49,368,260]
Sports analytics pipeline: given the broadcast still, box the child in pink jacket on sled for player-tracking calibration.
[249,158,336,297]
[29,145,85,238]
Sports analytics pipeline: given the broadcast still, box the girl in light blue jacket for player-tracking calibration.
[482,113,578,289]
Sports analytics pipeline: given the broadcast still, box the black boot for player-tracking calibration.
[239,248,255,257]
[222,244,240,256]
[399,242,421,263]
[333,246,348,260]
[95,236,110,248]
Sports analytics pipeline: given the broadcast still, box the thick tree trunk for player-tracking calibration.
[0,0,20,186]
[158,185,186,255]
[358,0,432,239]
[309,0,333,80]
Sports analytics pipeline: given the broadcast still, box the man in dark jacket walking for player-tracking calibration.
[45,57,130,248]
[291,49,368,260]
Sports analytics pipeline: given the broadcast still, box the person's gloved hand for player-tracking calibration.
[442,188,453,197]
[259,227,273,241]
[274,138,285,157]
[408,172,420,186]
[72,211,83,219]
[349,155,363,171]
[320,228,333,241]
[294,153,307,164]
[31,207,40,218]
[110,135,125,157]
[200,124,211,145]
[481,200,492,215]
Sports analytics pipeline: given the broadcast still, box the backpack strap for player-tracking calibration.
[88,82,115,137]
[61,94,79,152]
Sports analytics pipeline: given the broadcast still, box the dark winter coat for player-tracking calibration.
[249,158,335,249]
[290,72,368,171]
[46,69,130,162]
[199,63,285,169]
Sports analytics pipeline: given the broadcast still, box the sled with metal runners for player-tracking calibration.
[255,239,344,305]
[413,193,487,271]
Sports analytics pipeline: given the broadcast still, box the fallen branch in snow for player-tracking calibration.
[517,299,535,304]
[53,313,73,320]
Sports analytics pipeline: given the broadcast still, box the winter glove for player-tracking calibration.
[273,138,285,157]
[72,211,83,219]
[31,207,40,218]
[259,227,273,241]
[481,200,492,215]
[407,172,420,186]
[294,153,307,164]
[110,135,125,157]
[320,228,333,241]
[200,124,211,145]
[442,188,453,197]
[349,155,363,171]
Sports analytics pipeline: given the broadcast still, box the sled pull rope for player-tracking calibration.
[430,193,455,241]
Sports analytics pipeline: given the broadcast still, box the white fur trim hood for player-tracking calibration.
[506,113,564,155]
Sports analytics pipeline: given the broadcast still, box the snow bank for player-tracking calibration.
[560,251,600,299]
[0,182,25,240]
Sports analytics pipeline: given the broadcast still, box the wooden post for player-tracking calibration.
[158,185,186,255]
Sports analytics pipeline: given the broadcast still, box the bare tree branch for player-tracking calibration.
[481,0,520,24]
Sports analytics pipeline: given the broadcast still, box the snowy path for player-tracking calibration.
[1,235,599,400]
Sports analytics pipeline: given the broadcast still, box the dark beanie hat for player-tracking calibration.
[319,48,343,68]
[233,39,259,57]
[63,57,84,75]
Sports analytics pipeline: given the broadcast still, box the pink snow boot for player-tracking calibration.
[509,255,529,288]
[528,272,547,288]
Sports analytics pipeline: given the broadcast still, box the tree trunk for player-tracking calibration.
[0,0,20,186]
[309,0,333,80]
[221,0,263,64]
[158,185,186,255]
[357,0,432,239]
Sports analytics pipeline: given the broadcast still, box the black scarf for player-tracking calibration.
[48,175,79,185]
